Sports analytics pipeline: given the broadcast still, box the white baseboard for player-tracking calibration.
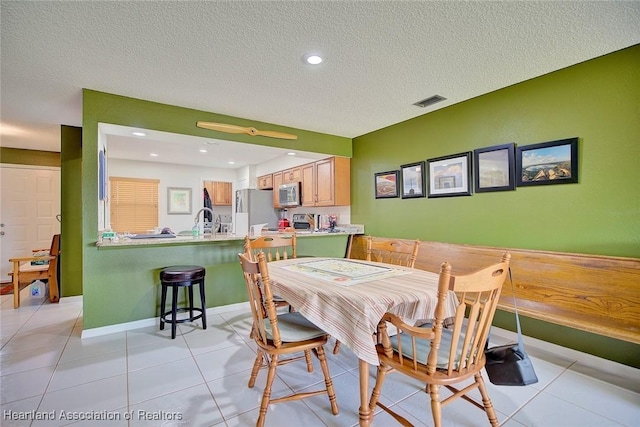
[81,301,250,339]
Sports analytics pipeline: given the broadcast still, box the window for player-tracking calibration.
[109,177,159,233]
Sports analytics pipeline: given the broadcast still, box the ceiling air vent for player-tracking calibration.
[413,95,446,108]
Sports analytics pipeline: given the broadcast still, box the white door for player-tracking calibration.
[0,165,61,282]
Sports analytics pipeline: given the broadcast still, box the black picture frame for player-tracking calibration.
[473,143,516,193]
[374,170,399,199]
[401,161,426,198]
[427,152,472,198]
[516,137,579,187]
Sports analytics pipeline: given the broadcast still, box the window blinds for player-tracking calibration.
[109,177,159,233]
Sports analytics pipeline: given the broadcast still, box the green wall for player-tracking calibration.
[0,147,60,167]
[351,45,640,367]
[79,90,351,329]
[352,45,639,257]
[60,126,83,297]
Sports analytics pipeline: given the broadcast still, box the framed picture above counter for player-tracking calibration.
[167,187,192,214]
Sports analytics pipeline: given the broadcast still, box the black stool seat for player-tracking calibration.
[159,265,207,339]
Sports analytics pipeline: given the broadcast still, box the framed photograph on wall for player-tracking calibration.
[167,187,192,214]
[427,152,472,198]
[516,137,578,186]
[374,170,399,199]
[400,161,426,198]
[473,143,515,193]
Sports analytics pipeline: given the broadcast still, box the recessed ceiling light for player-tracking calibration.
[228,161,235,165]
[150,153,158,157]
[132,131,146,137]
[303,54,323,65]
[199,149,207,153]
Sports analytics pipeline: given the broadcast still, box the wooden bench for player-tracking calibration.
[348,235,640,345]
[8,234,60,308]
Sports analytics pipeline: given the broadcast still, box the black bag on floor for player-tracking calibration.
[485,342,538,386]
[484,269,538,386]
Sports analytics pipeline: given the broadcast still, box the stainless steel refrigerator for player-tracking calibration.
[234,189,279,237]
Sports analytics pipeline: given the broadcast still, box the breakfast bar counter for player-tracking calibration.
[95,227,363,249]
[83,229,362,336]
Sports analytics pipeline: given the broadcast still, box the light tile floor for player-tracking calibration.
[1,289,639,426]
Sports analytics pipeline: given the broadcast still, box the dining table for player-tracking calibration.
[267,256,459,426]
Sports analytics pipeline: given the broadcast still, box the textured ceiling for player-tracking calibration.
[1,1,639,164]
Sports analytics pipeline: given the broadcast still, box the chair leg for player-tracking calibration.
[316,345,339,415]
[249,350,264,388]
[171,285,178,339]
[333,340,342,354]
[159,284,167,330]
[428,384,442,427]
[258,354,278,427]
[476,373,499,426]
[199,280,207,329]
[369,364,388,410]
[304,349,314,372]
[187,284,194,320]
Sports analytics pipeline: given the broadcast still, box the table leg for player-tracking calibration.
[12,261,20,309]
[359,359,372,426]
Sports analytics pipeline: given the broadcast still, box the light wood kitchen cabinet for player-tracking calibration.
[282,167,301,184]
[212,181,232,205]
[272,172,283,208]
[301,157,350,206]
[257,174,273,190]
[204,181,232,206]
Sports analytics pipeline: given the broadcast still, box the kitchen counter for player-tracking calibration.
[96,225,364,248]
[84,227,362,334]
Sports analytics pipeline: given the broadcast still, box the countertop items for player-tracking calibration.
[96,224,364,248]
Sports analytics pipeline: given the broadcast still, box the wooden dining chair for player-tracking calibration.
[244,233,297,261]
[8,234,61,308]
[333,236,421,354]
[244,234,297,310]
[366,236,421,268]
[244,234,315,370]
[368,252,511,427]
[238,251,339,427]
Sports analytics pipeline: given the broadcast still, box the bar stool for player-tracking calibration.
[159,265,207,339]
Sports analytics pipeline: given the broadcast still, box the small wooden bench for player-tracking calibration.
[348,235,640,345]
[8,234,60,308]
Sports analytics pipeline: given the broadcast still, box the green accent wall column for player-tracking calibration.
[61,125,83,296]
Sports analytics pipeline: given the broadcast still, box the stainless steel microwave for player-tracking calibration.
[278,182,301,207]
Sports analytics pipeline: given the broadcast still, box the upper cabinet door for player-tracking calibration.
[272,172,283,208]
[205,181,232,206]
[282,167,301,184]
[314,158,335,206]
[301,164,315,206]
[301,157,350,207]
[258,174,273,190]
[214,182,233,205]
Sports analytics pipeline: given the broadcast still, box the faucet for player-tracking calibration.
[194,207,216,238]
